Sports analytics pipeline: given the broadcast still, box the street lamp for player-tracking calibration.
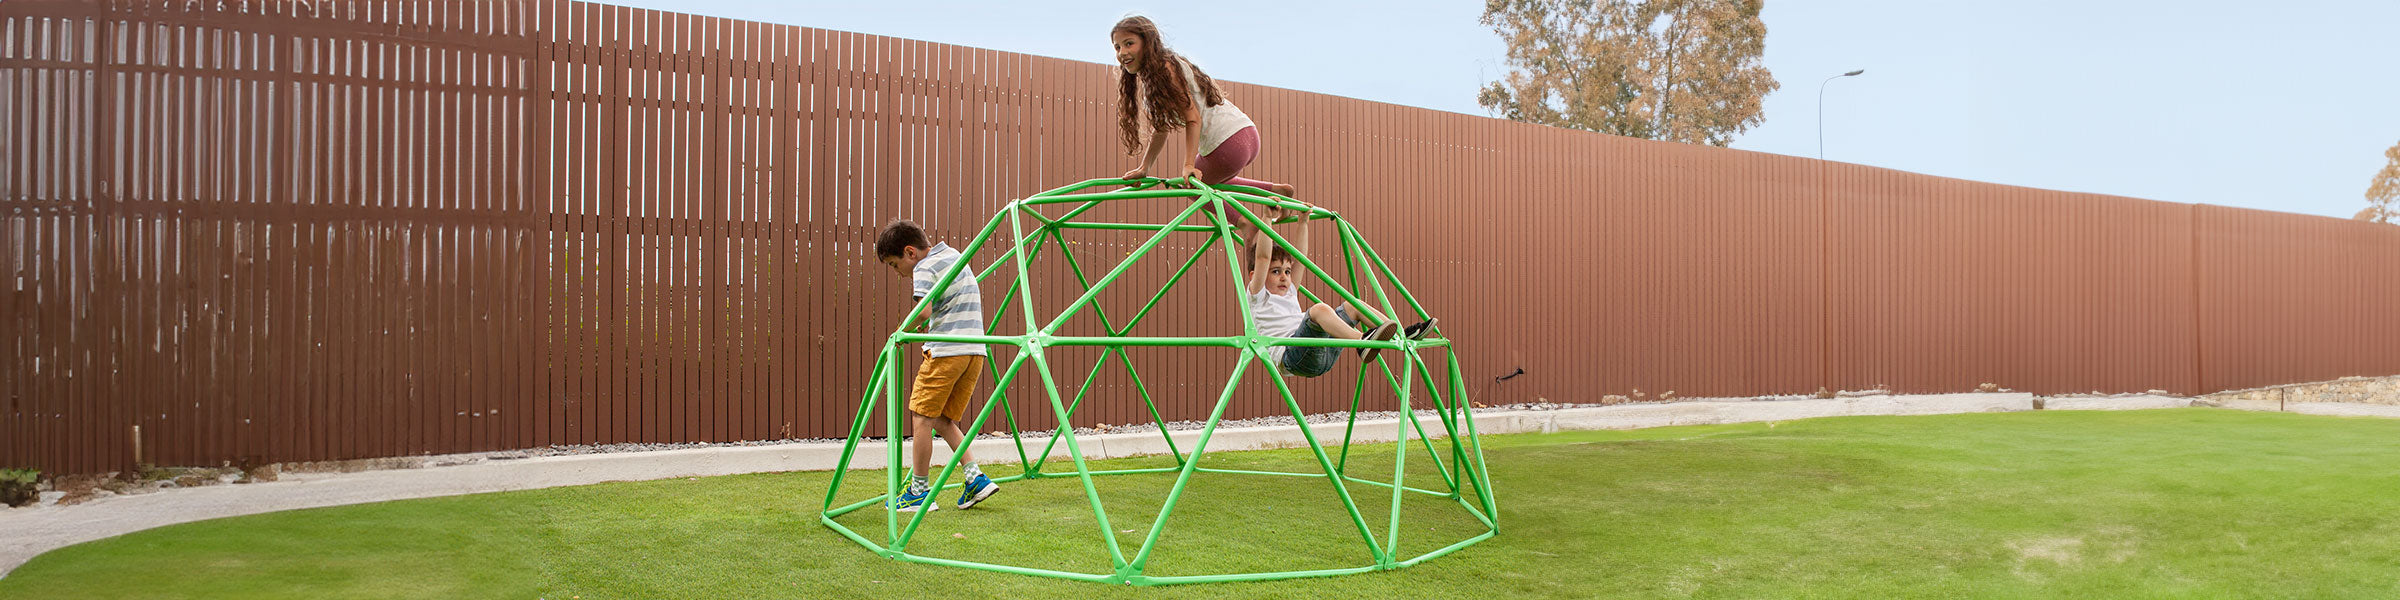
[1817,69,1864,160]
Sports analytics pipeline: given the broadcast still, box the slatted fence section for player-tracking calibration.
[4,0,2397,473]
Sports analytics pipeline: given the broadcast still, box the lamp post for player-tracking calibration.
[1817,69,1864,160]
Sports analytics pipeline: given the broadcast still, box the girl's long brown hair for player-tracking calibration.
[1114,16,1225,154]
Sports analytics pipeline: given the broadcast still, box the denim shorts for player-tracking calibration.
[1279,307,1350,378]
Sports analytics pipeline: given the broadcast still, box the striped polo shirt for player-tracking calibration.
[911,242,988,358]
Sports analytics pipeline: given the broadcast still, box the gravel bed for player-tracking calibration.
[479,397,1820,460]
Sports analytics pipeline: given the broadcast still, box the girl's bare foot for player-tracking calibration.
[1270,183,1297,198]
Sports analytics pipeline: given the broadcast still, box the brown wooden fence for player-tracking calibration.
[5,1,2397,474]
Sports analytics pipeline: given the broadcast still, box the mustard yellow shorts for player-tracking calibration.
[908,352,985,421]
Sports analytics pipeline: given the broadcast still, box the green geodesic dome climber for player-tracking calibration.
[818,176,1498,586]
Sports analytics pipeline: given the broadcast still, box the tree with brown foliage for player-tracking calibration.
[2358,141,2400,225]
[1478,0,1779,147]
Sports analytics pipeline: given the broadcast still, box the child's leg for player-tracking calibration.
[1196,127,1293,197]
[928,417,975,466]
[909,412,937,480]
[1305,303,1365,339]
[1339,301,1390,329]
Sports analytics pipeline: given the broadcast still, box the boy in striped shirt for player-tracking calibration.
[875,219,999,512]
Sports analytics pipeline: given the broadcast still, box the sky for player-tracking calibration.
[599,0,2400,221]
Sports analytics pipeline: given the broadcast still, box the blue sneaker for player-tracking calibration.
[891,484,936,513]
[956,473,999,509]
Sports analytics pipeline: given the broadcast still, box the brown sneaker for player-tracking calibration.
[1357,322,1400,364]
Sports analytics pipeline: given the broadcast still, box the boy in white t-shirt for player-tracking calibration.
[1243,209,1436,377]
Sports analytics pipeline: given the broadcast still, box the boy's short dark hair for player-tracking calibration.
[875,219,930,259]
[1245,240,1297,274]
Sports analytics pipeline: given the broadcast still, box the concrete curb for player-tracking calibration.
[0,391,2365,578]
[2041,395,2192,411]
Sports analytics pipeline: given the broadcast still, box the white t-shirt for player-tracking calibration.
[1172,58,1254,155]
[1249,287,1305,364]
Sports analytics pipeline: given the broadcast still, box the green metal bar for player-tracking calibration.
[820,346,890,512]
[1448,352,1498,524]
[1132,565,1380,586]
[1004,200,1046,333]
[1077,467,1184,476]
[827,495,884,519]
[1010,191,1122,566]
[1037,176,1168,198]
[895,351,1037,550]
[890,333,1246,348]
[1336,216,1366,301]
[1407,349,1471,496]
[819,516,887,555]
[1027,350,1130,569]
[1258,336,1418,349]
[1345,220,1440,326]
[1193,466,1319,477]
[1053,222,1218,232]
[1040,229,1190,470]
[1048,199,1108,225]
[902,554,1120,584]
[989,363,1035,477]
[884,344,905,546]
[1047,220,1193,462]
[1384,351,1419,562]
[1393,530,1498,568]
[1113,348,1184,465]
[1261,350,1390,565]
[1019,188,1201,205]
[1373,351,1458,492]
[1028,346,1115,472]
[1338,474,1456,498]
[1335,220,1407,337]
[1042,198,1212,333]
[892,199,1018,340]
[1120,232,1220,331]
[890,333,1026,344]
[1107,234,1211,465]
[1127,355,1256,573]
[977,228,1055,337]
[1336,358,1370,473]
[1452,487,1499,530]
[902,334,1399,350]
[998,202,1051,477]
[1018,225,1134,471]
[975,231,1054,478]
[1042,226,1127,339]
[1042,335,1245,348]
[1187,179,1329,220]
[1204,196,1265,338]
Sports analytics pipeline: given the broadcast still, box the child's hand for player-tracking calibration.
[1121,167,1147,181]
[1180,163,1203,183]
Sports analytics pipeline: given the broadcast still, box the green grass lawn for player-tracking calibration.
[5,408,2399,599]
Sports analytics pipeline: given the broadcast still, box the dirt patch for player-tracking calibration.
[2007,526,2142,579]
[2010,537,2084,566]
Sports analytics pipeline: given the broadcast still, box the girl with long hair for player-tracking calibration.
[1111,16,1298,206]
